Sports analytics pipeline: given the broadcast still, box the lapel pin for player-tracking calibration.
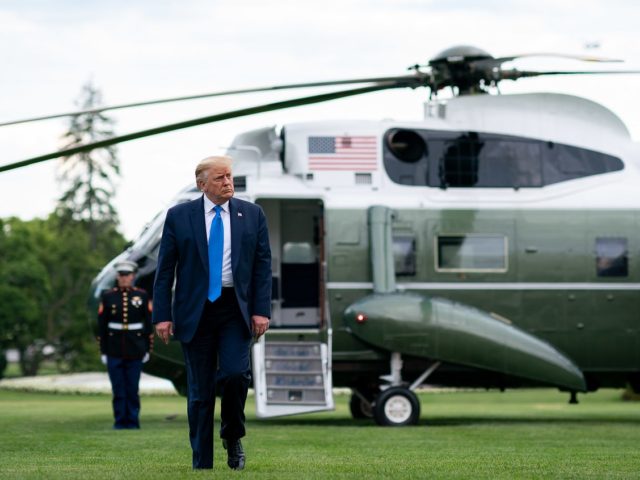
[238,212,243,217]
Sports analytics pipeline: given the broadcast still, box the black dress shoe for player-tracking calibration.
[222,438,245,470]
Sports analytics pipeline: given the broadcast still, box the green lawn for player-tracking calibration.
[3,361,62,379]
[0,388,639,479]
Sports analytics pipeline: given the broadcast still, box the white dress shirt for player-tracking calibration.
[203,195,233,287]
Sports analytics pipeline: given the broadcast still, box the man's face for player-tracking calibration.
[116,272,135,288]
[202,164,234,204]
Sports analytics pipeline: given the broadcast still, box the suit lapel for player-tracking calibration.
[189,195,208,271]
[229,197,244,273]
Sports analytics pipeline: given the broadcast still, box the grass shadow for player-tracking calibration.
[257,414,640,428]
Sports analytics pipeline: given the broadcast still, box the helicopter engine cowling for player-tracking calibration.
[344,292,586,392]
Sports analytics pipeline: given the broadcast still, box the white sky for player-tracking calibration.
[1,0,639,239]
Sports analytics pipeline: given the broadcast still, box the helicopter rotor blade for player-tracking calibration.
[499,69,640,81]
[0,74,422,128]
[490,53,624,65]
[0,82,401,174]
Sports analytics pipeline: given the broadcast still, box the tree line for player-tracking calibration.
[0,82,127,378]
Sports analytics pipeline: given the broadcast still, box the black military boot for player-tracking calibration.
[222,438,245,470]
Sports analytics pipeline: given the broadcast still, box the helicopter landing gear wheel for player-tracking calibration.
[373,387,420,426]
[349,392,374,419]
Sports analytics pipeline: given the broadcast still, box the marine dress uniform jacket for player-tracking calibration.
[98,286,153,359]
[152,195,272,341]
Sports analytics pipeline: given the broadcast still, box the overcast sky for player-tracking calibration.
[1,0,639,238]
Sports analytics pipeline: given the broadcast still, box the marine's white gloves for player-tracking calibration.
[101,354,107,365]
[142,353,150,363]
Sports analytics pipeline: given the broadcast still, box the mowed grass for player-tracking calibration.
[1,388,639,479]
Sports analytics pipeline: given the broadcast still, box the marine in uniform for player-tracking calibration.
[97,260,153,429]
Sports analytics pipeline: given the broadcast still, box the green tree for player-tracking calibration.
[0,216,127,375]
[0,83,127,376]
[57,81,120,249]
[52,81,127,371]
[0,218,51,375]
[41,214,127,370]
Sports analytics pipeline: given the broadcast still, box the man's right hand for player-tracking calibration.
[155,321,174,345]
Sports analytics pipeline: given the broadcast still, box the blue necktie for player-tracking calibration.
[208,205,223,302]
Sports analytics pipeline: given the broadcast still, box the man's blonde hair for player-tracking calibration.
[195,155,233,187]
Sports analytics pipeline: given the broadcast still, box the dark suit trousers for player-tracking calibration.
[181,288,252,469]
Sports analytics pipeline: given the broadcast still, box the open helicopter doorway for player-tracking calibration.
[251,198,334,418]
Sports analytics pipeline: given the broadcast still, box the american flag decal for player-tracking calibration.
[308,136,378,171]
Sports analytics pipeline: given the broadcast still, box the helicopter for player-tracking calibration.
[3,45,640,426]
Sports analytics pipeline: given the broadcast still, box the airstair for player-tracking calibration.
[252,337,333,417]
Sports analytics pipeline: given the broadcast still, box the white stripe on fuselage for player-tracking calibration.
[326,282,640,291]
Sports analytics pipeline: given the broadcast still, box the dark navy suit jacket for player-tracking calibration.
[152,195,272,343]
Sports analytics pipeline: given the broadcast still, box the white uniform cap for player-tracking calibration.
[114,260,138,273]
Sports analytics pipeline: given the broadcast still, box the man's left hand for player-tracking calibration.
[251,315,270,339]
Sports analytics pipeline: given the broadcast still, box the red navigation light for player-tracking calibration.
[355,313,367,324]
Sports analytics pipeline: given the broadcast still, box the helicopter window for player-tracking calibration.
[440,132,482,187]
[512,142,543,187]
[385,129,426,163]
[393,233,416,276]
[437,133,544,188]
[595,237,628,277]
[384,128,621,188]
[399,174,415,185]
[436,235,507,272]
[543,143,623,185]
[383,128,429,186]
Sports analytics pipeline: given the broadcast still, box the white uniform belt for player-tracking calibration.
[108,322,144,330]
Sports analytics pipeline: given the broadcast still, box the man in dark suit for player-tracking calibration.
[153,155,271,471]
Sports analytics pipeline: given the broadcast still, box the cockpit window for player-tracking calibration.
[383,129,623,188]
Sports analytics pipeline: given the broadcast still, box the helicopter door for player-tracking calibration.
[251,199,334,418]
